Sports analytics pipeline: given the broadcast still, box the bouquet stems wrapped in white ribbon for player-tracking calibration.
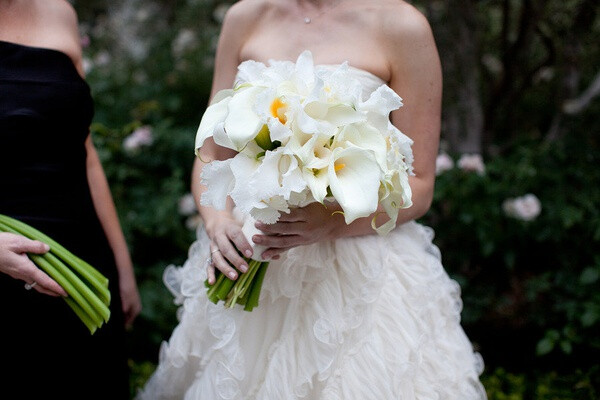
[0,213,111,334]
[197,50,414,311]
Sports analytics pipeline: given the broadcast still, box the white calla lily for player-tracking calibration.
[292,50,316,93]
[224,86,265,151]
[328,146,381,224]
[375,170,413,235]
[195,95,231,154]
[249,148,306,201]
[335,123,388,170]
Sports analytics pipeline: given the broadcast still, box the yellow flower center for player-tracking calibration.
[270,97,287,124]
[334,162,346,172]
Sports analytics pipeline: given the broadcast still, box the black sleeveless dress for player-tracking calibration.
[0,40,129,399]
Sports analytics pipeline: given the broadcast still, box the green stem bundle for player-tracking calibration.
[205,258,269,312]
[0,214,111,334]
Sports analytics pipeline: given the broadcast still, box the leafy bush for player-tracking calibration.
[422,127,600,370]
[71,0,599,387]
[481,366,599,400]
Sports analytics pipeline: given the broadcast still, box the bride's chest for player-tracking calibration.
[239,24,390,83]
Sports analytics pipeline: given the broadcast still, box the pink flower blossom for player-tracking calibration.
[435,153,454,175]
[502,194,542,221]
[80,35,91,49]
[457,153,485,175]
[123,126,154,152]
[178,193,197,216]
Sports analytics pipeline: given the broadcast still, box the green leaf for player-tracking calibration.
[559,340,573,354]
[580,267,599,285]
[536,338,555,356]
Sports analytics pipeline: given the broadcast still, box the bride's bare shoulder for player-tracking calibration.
[371,1,438,58]
[225,0,285,24]
[375,1,433,36]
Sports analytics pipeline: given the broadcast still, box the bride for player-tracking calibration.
[138,0,487,399]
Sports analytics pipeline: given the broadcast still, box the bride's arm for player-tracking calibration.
[192,3,260,283]
[254,5,442,259]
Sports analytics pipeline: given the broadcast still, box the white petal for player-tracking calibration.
[212,122,236,150]
[303,168,329,204]
[224,86,264,150]
[336,123,387,169]
[195,95,231,152]
[250,196,290,224]
[279,152,307,195]
[375,171,413,235]
[295,134,331,169]
[323,104,366,126]
[229,155,261,215]
[293,50,315,93]
[199,159,234,210]
[328,147,381,224]
[297,103,336,136]
[267,117,293,143]
[360,85,403,115]
[236,60,267,84]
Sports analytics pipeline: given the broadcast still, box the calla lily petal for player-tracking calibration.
[224,86,265,151]
[335,123,387,169]
[195,95,231,153]
[328,146,381,224]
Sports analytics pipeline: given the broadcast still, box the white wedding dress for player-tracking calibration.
[137,66,487,400]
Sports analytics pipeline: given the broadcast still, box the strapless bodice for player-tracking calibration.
[235,62,386,100]
[316,64,386,97]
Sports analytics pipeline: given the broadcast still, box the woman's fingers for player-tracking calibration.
[226,225,253,260]
[255,220,304,235]
[210,245,239,280]
[27,263,68,297]
[206,258,217,285]
[275,208,306,223]
[1,233,66,297]
[253,233,304,250]
[17,238,50,255]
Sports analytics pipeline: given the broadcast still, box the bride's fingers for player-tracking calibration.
[255,220,303,235]
[214,234,251,278]
[226,226,253,261]
[276,208,306,223]
[206,260,216,285]
[253,233,303,250]
[261,247,286,260]
[210,246,238,280]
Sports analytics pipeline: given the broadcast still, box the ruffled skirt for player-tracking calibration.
[137,219,487,400]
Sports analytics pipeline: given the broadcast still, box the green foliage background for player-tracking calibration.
[72,0,600,397]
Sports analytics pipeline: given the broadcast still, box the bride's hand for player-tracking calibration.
[204,213,253,285]
[252,202,342,259]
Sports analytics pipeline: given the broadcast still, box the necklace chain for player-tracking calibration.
[302,0,344,24]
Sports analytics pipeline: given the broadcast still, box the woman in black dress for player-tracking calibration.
[0,1,141,398]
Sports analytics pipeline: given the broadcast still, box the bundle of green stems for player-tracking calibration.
[205,257,269,312]
[0,214,111,334]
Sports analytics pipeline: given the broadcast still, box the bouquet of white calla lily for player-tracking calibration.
[196,50,414,311]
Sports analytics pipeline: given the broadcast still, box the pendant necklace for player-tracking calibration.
[302,0,344,24]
